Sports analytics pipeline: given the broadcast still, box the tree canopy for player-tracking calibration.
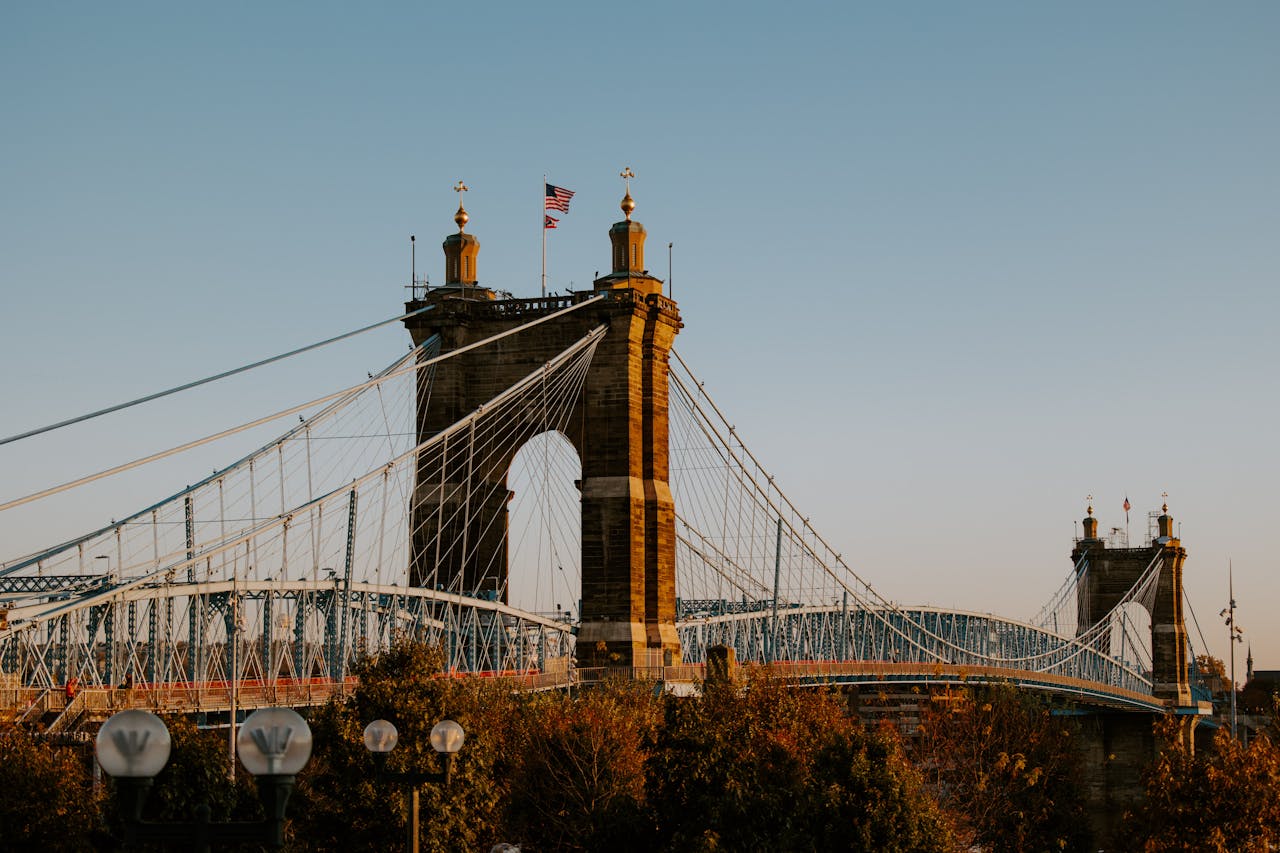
[914,684,1091,853]
[0,725,101,850]
[14,640,1280,851]
[1120,719,1280,852]
[292,641,953,851]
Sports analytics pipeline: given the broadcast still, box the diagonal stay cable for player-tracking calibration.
[6,326,608,626]
[0,336,434,575]
[0,305,438,447]
[671,350,1154,678]
[0,295,603,517]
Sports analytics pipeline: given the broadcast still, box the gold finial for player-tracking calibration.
[619,166,636,220]
[453,180,470,232]
[1161,491,1169,514]
[1086,495,1093,516]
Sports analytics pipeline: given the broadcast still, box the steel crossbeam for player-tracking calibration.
[0,575,109,595]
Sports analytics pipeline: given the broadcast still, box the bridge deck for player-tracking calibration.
[3,659,1167,733]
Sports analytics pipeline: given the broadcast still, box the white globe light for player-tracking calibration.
[363,719,399,754]
[430,719,465,754]
[95,710,171,778]
[237,707,313,776]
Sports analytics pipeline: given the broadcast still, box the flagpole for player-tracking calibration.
[541,173,547,298]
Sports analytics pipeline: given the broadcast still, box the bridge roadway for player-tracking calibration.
[3,659,1165,736]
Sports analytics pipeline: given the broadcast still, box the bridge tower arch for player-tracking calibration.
[1073,502,1190,704]
[506,429,583,617]
[403,186,682,668]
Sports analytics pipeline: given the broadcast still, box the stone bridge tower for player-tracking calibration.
[1072,502,1190,705]
[403,182,682,668]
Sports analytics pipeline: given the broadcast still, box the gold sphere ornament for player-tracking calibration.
[618,166,636,220]
[453,180,470,231]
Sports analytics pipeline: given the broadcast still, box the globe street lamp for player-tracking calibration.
[96,706,312,851]
[363,718,465,853]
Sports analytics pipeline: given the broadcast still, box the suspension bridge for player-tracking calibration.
[0,189,1213,735]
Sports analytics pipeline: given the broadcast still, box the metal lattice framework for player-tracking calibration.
[1,304,600,712]
[4,579,572,688]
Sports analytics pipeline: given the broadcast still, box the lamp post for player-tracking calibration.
[1220,563,1245,738]
[95,706,312,851]
[363,718,465,853]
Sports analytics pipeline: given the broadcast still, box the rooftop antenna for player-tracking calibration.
[410,234,415,291]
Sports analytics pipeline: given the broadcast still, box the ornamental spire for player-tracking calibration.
[619,166,636,221]
[453,180,470,232]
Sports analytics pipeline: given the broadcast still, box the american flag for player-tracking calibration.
[545,183,574,212]
[544,214,559,229]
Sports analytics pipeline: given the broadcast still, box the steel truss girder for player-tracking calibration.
[0,580,575,693]
[677,603,1154,697]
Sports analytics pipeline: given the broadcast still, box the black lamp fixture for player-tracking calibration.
[95,706,312,851]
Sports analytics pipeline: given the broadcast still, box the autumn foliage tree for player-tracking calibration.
[914,684,1090,853]
[505,678,657,850]
[648,671,952,852]
[1194,654,1230,704]
[291,640,514,851]
[292,643,953,852]
[0,725,101,850]
[1119,719,1280,852]
[135,715,261,824]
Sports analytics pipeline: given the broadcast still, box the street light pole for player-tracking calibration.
[229,569,239,780]
[364,718,465,853]
[1221,561,1245,738]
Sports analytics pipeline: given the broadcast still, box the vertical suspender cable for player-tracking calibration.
[771,517,782,663]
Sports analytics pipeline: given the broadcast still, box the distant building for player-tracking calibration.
[1238,648,1279,739]
[1241,670,1280,714]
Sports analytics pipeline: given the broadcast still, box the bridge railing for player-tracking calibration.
[575,665,706,685]
[7,679,358,723]
[1,686,54,724]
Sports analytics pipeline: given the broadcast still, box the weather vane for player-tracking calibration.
[619,167,636,220]
[453,180,470,232]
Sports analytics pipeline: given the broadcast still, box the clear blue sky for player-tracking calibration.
[3,3,1277,669]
